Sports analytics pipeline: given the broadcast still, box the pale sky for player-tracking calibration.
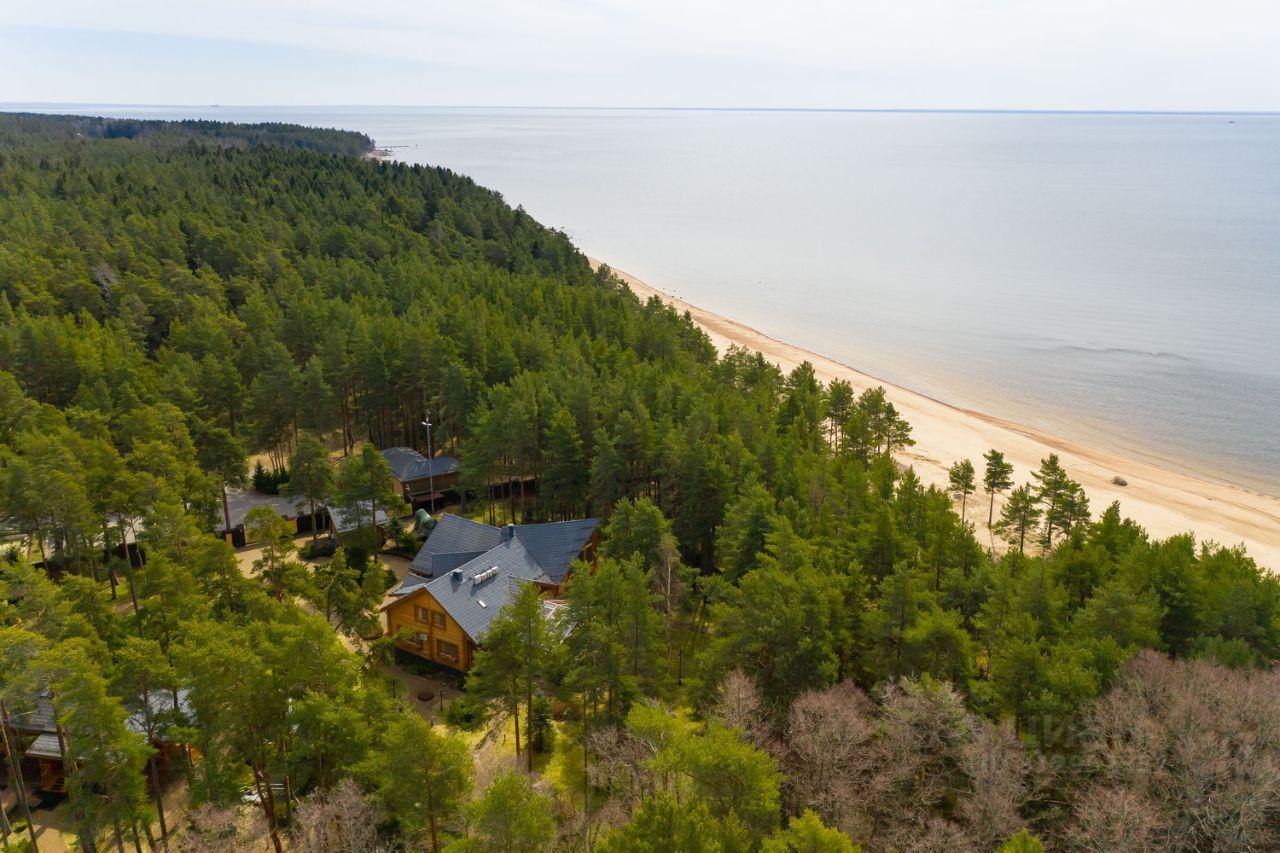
[2,0,1278,110]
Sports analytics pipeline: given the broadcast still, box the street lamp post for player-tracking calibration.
[421,412,435,511]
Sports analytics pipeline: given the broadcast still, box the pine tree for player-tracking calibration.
[948,459,977,523]
[1031,454,1076,550]
[112,636,179,845]
[193,419,248,537]
[466,582,556,771]
[982,449,1015,527]
[824,380,854,448]
[361,712,472,851]
[565,558,663,725]
[996,485,1041,554]
[541,406,585,520]
[245,506,309,601]
[589,429,623,516]
[450,772,555,853]
[40,639,152,853]
[287,432,334,542]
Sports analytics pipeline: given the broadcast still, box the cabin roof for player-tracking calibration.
[329,501,391,535]
[125,689,195,734]
[409,513,599,584]
[380,447,460,483]
[8,699,56,733]
[420,538,549,642]
[503,518,601,584]
[410,514,503,576]
[10,689,193,743]
[25,731,61,759]
[428,549,490,576]
[220,488,309,531]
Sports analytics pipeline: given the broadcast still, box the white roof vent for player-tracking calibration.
[478,599,487,608]
[472,566,500,585]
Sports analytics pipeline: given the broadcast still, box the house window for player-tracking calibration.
[414,605,430,623]
[406,631,427,649]
[432,610,446,629]
[436,640,459,663]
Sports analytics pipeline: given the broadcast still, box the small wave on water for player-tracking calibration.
[1024,344,1195,363]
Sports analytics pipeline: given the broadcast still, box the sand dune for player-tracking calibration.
[592,258,1280,570]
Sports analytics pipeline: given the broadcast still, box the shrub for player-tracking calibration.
[443,694,490,731]
[338,525,383,567]
[528,693,556,753]
[394,528,419,552]
[251,461,289,495]
[299,539,338,560]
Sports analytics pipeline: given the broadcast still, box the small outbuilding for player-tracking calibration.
[380,447,460,506]
[217,488,324,547]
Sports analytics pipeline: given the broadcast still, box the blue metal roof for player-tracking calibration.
[428,550,489,576]
[13,689,192,741]
[422,539,549,641]
[388,572,430,598]
[510,518,601,584]
[410,514,503,575]
[329,501,391,535]
[381,447,460,483]
[408,514,599,583]
[395,514,600,641]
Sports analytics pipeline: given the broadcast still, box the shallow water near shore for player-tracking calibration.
[14,105,1280,494]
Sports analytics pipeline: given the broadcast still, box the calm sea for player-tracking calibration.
[10,105,1280,494]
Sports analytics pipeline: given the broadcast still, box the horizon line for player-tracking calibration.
[3,101,1279,117]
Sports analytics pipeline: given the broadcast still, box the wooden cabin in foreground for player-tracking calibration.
[381,514,599,672]
[1,690,192,794]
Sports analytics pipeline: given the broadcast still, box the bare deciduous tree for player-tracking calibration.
[1069,651,1280,851]
[289,778,380,853]
[768,676,1038,852]
[781,680,876,827]
[958,719,1032,848]
[176,804,252,853]
[1070,786,1161,851]
[714,668,774,749]
[585,725,654,808]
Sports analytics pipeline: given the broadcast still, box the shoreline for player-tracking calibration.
[592,258,1280,570]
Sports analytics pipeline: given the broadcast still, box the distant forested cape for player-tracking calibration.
[0,111,375,156]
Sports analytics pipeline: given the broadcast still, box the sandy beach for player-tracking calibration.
[593,258,1280,570]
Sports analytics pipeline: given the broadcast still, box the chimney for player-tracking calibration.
[502,523,516,542]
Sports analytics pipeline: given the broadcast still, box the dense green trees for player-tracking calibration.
[361,713,472,850]
[467,582,558,771]
[447,773,556,853]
